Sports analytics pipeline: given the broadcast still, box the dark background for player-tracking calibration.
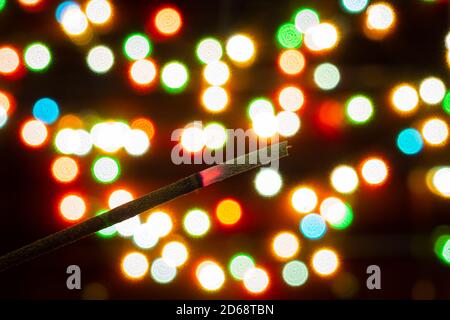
[0,0,449,299]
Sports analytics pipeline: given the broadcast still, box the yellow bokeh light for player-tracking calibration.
[391,84,419,114]
[330,165,359,194]
[366,3,396,31]
[216,199,242,225]
[421,118,449,146]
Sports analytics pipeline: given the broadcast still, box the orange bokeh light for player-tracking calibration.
[51,156,79,183]
[278,49,305,76]
[0,46,20,75]
[154,7,182,36]
[216,198,242,226]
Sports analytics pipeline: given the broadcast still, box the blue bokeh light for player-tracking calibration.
[33,98,59,124]
[397,128,423,155]
[300,213,327,240]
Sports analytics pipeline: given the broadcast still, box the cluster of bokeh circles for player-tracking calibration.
[1,0,449,296]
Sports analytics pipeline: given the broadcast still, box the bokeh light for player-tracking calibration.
[92,156,120,184]
[229,254,255,281]
[294,8,320,33]
[272,232,300,259]
[129,59,157,87]
[108,189,133,209]
[340,0,369,13]
[123,33,151,61]
[147,211,173,238]
[18,0,42,9]
[87,45,114,74]
[131,117,155,140]
[122,252,149,280]
[278,86,304,112]
[330,165,359,194]
[397,128,424,155]
[183,209,210,237]
[162,241,188,267]
[282,260,308,287]
[181,125,205,152]
[0,107,7,128]
[254,168,283,197]
[291,187,318,214]
[203,122,227,149]
[419,77,446,105]
[300,213,327,239]
[51,156,79,183]
[421,118,449,146]
[0,90,13,115]
[196,260,225,291]
[24,42,52,72]
[226,34,255,64]
[391,84,419,114]
[345,95,374,125]
[124,129,150,156]
[151,257,177,284]
[248,98,274,120]
[320,197,352,229]
[161,61,189,93]
[0,0,6,12]
[203,61,230,86]
[243,267,269,294]
[429,167,450,198]
[20,119,48,148]
[196,38,223,64]
[32,98,59,124]
[312,248,339,276]
[60,3,89,36]
[154,7,182,36]
[277,23,303,49]
[59,194,86,222]
[276,111,301,137]
[434,235,450,265]
[278,49,305,75]
[0,46,20,75]
[252,112,278,138]
[361,157,389,186]
[216,199,242,226]
[202,86,229,113]
[96,210,117,238]
[314,63,340,90]
[132,223,158,249]
[304,23,339,52]
[85,0,112,25]
[366,3,396,31]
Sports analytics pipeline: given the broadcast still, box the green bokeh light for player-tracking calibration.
[96,210,117,238]
[340,0,369,14]
[282,260,308,286]
[276,23,303,49]
[329,203,354,230]
[123,33,152,61]
[247,97,274,120]
[0,0,6,12]
[160,61,189,94]
[196,37,223,64]
[24,42,52,72]
[228,253,255,280]
[443,91,450,115]
[434,235,450,265]
[345,94,374,125]
[92,156,121,184]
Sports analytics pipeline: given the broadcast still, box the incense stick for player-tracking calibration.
[0,141,288,272]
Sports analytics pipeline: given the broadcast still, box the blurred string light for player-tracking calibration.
[121,252,149,280]
[252,112,278,138]
[55,128,93,156]
[216,198,242,226]
[397,128,423,155]
[32,98,59,124]
[24,42,52,72]
[181,124,205,152]
[202,86,229,113]
[229,254,255,280]
[131,117,155,140]
[196,38,223,64]
[91,121,128,153]
[254,168,283,197]
[0,46,20,75]
[248,98,274,120]
[0,0,6,12]
[276,111,301,137]
[20,119,48,148]
[427,166,450,198]
[291,186,318,214]
[59,2,89,36]
[300,213,327,239]
[154,6,182,36]
[96,210,117,238]
[277,23,303,49]
[147,211,173,238]
[51,156,79,183]
[243,267,270,294]
[304,23,339,52]
[85,0,113,26]
[360,157,389,186]
[272,232,300,259]
[421,118,449,146]
[124,129,150,156]
[92,156,120,183]
[203,61,230,86]
[196,260,225,291]
[314,63,340,90]
[345,95,374,125]
[282,260,308,287]
[320,197,353,229]
[129,59,157,87]
[123,33,151,61]
[278,49,305,76]
[59,194,86,222]
[162,241,188,267]
[203,122,227,149]
[294,8,320,34]
[132,222,158,249]
[151,257,177,284]
[434,235,450,265]
[278,86,304,112]
[330,165,359,194]
[86,45,114,74]
[312,248,339,276]
[340,0,369,14]
[419,77,446,105]
[390,84,419,114]
[365,2,396,31]
[226,34,255,64]
[183,209,210,237]
[161,61,189,93]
